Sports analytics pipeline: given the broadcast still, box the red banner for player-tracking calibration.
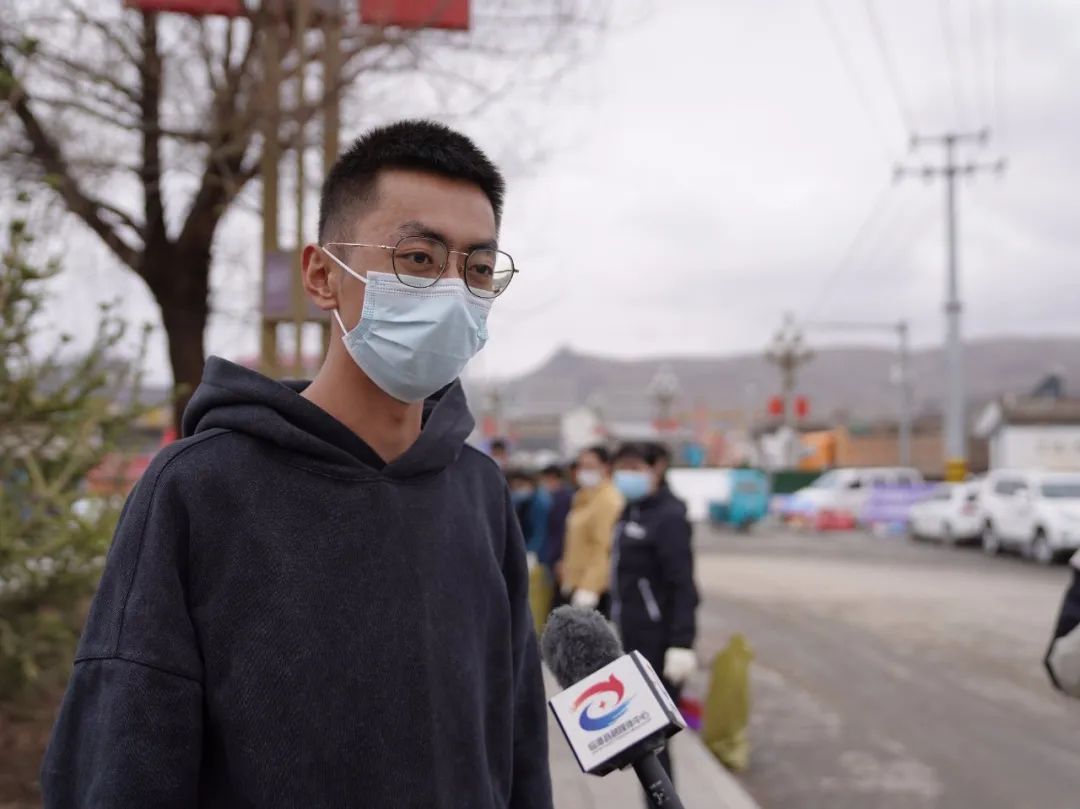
[360,0,469,30]
[124,0,244,15]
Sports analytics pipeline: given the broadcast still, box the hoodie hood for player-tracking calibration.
[181,357,475,480]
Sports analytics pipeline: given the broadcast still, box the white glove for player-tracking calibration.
[663,647,697,686]
[1049,625,1080,699]
[571,589,600,610]
[526,552,538,572]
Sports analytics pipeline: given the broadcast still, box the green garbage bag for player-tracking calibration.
[528,564,554,638]
[701,633,754,772]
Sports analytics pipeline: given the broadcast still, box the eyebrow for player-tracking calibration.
[395,220,498,252]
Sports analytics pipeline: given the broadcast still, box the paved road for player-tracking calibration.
[693,526,1080,809]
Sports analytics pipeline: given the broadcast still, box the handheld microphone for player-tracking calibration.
[541,607,687,809]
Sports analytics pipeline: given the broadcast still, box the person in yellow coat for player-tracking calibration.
[559,446,624,616]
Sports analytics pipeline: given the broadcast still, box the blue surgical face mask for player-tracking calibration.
[614,470,653,502]
[325,253,491,403]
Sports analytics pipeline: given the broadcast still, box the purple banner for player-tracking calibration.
[858,483,937,526]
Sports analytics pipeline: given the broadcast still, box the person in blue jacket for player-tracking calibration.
[611,441,699,787]
[508,469,552,568]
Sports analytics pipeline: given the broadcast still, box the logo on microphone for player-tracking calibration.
[573,674,632,732]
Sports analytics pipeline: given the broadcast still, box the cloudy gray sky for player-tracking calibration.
[47,0,1080,388]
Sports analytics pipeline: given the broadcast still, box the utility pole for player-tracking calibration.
[765,313,814,468]
[649,365,681,433]
[897,320,912,467]
[805,319,914,467]
[895,130,1004,481]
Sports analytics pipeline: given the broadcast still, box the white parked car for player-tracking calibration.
[908,482,982,545]
[790,467,923,518]
[980,470,1080,564]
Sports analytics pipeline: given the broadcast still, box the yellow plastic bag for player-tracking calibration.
[701,633,754,772]
[528,564,554,638]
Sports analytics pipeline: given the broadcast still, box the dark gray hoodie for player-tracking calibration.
[41,357,551,809]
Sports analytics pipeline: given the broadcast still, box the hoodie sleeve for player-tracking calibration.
[656,509,699,651]
[41,446,205,808]
[502,490,554,809]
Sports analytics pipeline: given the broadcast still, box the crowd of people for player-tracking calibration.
[495,439,701,784]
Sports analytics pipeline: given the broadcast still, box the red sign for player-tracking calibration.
[654,417,681,433]
[795,396,809,419]
[360,0,469,30]
[124,0,244,15]
[767,396,783,417]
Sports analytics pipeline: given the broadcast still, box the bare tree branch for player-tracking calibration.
[137,10,166,247]
[59,0,142,67]
[0,51,140,270]
[27,47,141,108]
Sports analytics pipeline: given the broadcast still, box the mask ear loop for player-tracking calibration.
[322,245,368,335]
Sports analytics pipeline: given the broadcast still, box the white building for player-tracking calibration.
[974,396,1080,471]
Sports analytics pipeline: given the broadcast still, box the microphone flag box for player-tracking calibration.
[548,650,686,775]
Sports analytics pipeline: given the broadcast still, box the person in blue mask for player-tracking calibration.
[41,121,550,808]
[610,442,699,788]
[508,469,552,568]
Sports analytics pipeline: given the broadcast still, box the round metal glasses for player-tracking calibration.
[324,237,517,299]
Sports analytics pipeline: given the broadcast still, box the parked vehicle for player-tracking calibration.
[981,470,1080,564]
[707,468,771,530]
[908,482,983,545]
[789,467,924,520]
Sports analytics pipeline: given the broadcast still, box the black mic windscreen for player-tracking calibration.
[541,606,625,689]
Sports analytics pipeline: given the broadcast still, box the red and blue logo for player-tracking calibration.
[573,674,632,732]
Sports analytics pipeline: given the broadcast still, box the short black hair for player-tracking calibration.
[615,442,672,481]
[581,445,612,467]
[613,442,649,465]
[490,438,508,453]
[643,442,672,467]
[540,464,564,480]
[506,469,535,485]
[318,119,505,242]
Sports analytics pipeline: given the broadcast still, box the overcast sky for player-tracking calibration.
[46,0,1080,388]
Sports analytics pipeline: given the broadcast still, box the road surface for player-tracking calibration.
[692,526,1080,809]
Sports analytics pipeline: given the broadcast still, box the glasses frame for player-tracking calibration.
[323,237,518,299]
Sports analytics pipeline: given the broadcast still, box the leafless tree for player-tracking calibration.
[0,0,608,427]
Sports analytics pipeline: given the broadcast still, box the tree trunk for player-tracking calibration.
[147,247,211,434]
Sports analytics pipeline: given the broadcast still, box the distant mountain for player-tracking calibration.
[487,336,1080,423]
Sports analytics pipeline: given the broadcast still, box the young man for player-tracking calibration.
[41,121,552,808]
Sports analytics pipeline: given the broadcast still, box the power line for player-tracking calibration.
[967,0,991,128]
[861,193,936,279]
[862,0,916,138]
[939,0,968,126]
[816,0,899,160]
[804,181,898,321]
[991,0,1006,145]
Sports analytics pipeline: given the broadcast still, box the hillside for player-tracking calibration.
[490,336,1080,422]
